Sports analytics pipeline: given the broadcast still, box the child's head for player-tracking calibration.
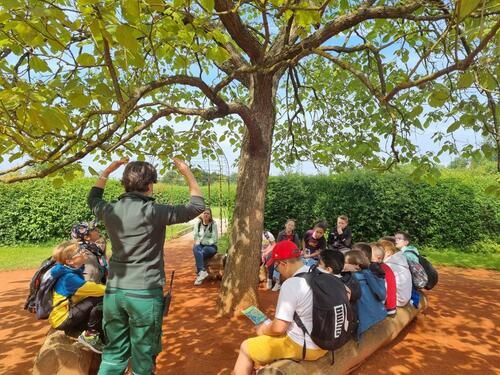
[71,222,99,242]
[370,243,385,263]
[352,242,372,260]
[319,250,345,275]
[344,250,370,270]
[312,220,327,238]
[284,219,296,233]
[52,240,89,268]
[378,239,397,259]
[201,208,213,222]
[379,235,396,245]
[337,215,349,229]
[394,231,411,249]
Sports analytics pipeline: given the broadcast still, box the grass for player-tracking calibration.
[420,247,500,271]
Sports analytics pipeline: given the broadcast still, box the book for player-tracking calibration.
[242,305,270,325]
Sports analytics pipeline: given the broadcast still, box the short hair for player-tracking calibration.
[352,242,372,259]
[320,250,345,274]
[378,239,397,255]
[122,161,158,192]
[371,243,385,259]
[345,250,370,269]
[284,219,296,226]
[379,235,396,245]
[395,231,411,242]
[338,215,349,222]
[313,220,328,231]
[52,240,79,264]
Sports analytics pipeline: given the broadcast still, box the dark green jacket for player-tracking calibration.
[88,187,205,289]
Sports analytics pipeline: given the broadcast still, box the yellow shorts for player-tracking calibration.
[246,335,327,366]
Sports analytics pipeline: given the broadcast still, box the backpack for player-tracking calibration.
[24,257,66,320]
[293,266,355,363]
[406,250,438,290]
[408,260,428,289]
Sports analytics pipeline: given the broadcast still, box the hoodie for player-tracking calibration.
[48,263,105,328]
[384,251,412,307]
[353,269,387,338]
[402,245,420,264]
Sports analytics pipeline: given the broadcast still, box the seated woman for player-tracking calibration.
[48,240,106,353]
[344,250,387,339]
[192,208,218,286]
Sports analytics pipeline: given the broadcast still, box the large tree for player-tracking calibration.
[0,0,498,314]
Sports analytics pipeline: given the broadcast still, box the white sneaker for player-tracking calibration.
[271,282,281,292]
[266,279,273,290]
[194,270,209,286]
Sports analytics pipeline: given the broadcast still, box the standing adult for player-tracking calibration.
[192,208,218,286]
[88,158,204,375]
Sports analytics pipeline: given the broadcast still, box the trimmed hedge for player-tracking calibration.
[264,170,499,249]
[0,178,233,244]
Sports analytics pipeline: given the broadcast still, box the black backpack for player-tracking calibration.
[293,266,355,363]
[406,250,438,290]
[24,257,66,319]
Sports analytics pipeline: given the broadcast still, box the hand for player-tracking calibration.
[337,225,343,234]
[103,158,129,176]
[172,157,191,176]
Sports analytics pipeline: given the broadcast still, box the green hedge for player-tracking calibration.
[264,170,500,249]
[0,178,234,244]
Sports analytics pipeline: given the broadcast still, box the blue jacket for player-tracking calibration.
[354,269,387,338]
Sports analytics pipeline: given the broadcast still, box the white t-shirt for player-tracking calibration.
[275,265,319,349]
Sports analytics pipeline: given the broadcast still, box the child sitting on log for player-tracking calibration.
[302,220,327,267]
[344,250,387,339]
[371,243,397,316]
[379,239,412,308]
[48,240,106,353]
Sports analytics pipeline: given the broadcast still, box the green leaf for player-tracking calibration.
[114,25,140,53]
[52,178,64,187]
[456,0,482,20]
[456,71,474,88]
[206,46,231,65]
[447,121,460,133]
[88,166,99,176]
[199,0,214,12]
[121,0,140,22]
[428,84,450,107]
[76,53,95,66]
[67,90,91,107]
[30,56,51,72]
[478,69,497,91]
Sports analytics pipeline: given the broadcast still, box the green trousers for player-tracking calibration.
[98,287,163,375]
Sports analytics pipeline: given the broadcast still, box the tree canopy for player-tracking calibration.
[0,0,498,183]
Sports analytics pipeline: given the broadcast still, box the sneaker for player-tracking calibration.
[271,282,281,292]
[194,270,209,286]
[78,331,104,354]
[266,279,273,290]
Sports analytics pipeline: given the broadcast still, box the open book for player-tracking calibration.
[242,305,270,325]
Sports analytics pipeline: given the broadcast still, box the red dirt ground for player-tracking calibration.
[0,234,499,375]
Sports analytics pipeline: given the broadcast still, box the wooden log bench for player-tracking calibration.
[205,252,226,280]
[33,328,101,375]
[259,293,428,375]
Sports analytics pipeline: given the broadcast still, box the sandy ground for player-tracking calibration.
[0,234,499,374]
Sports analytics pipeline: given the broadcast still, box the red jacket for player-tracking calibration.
[380,263,397,313]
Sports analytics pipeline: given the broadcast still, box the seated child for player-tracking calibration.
[302,221,327,267]
[272,219,300,292]
[379,239,412,307]
[352,242,385,279]
[71,221,108,284]
[327,215,352,253]
[371,243,397,316]
[344,250,387,339]
[394,231,421,307]
[261,229,276,290]
[192,208,218,286]
[49,240,106,353]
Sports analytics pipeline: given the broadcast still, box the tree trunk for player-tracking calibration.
[217,74,276,316]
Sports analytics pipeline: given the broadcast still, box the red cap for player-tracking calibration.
[265,240,301,267]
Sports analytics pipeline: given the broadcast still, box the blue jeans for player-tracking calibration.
[193,244,217,273]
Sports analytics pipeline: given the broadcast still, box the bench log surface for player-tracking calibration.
[259,293,428,375]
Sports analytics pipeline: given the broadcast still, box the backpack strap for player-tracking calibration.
[405,249,420,259]
[293,312,308,360]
